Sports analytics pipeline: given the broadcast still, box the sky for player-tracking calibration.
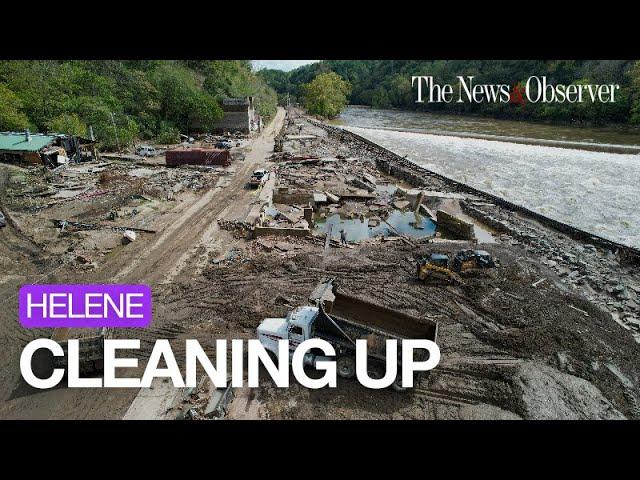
[252,60,319,72]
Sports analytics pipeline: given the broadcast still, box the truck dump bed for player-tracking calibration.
[310,280,438,360]
[331,290,437,340]
[51,327,107,374]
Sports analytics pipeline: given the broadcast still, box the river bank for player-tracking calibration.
[246,111,640,419]
[308,115,640,333]
[2,107,639,420]
[332,107,640,250]
[334,105,640,148]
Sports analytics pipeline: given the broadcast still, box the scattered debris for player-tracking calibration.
[437,210,476,241]
[3,108,639,421]
[52,219,156,234]
[393,200,411,210]
[569,304,590,317]
[204,381,235,419]
[532,278,547,288]
[122,230,137,243]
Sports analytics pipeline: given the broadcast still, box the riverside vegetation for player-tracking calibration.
[259,60,640,125]
[0,60,278,150]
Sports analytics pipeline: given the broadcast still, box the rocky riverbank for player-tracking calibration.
[309,117,640,342]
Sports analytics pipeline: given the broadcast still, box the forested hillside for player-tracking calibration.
[259,60,640,125]
[0,60,277,149]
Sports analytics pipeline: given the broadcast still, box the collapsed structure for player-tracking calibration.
[210,97,262,135]
[0,130,98,168]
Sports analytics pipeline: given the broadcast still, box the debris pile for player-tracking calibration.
[174,377,235,420]
[1,158,227,272]
[463,201,640,337]
[217,219,252,238]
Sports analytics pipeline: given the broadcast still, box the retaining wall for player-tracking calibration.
[308,118,640,265]
[254,226,311,238]
[436,210,475,241]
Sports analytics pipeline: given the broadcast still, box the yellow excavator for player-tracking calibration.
[417,250,496,285]
[417,253,463,285]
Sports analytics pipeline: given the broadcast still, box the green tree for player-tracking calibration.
[0,82,30,130]
[629,61,640,124]
[267,60,640,126]
[155,121,180,144]
[65,96,138,150]
[152,63,223,133]
[302,72,351,118]
[0,60,278,148]
[47,113,87,136]
[201,61,278,120]
[372,88,391,109]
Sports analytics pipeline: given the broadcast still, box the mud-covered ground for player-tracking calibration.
[1,108,638,419]
[153,235,636,419]
[0,110,284,419]
[151,114,639,420]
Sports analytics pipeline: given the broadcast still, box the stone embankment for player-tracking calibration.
[307,117,640,339]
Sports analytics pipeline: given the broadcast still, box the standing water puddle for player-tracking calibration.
[315,210,436,242]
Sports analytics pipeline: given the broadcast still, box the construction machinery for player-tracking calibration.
[417,250,496,284]
[417,253,462,284]
[452,249,496,272]
[257,279,438,391]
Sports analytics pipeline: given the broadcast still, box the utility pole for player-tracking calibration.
[110,112,121,152]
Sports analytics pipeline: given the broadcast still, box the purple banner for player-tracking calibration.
[19,284,152,328]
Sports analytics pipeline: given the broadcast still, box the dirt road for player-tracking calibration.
[94,107,284,286]
[4,106,636,420]
[0,107,285,419]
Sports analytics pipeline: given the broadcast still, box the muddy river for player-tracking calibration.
[335,106,640,249]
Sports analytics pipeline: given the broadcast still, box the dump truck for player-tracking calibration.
[50,327,109,374]
[257,280,438,391]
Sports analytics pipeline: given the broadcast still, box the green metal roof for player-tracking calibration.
[0,132,58,152]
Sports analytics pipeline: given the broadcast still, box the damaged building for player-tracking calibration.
[0,130,98,168]
[211,97,262,135]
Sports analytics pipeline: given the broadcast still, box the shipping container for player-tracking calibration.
[165,148,232,167]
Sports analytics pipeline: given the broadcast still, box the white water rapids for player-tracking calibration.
[342,125,640,248]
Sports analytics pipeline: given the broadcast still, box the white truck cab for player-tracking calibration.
[257,306,318,359]
[256,280,439,389]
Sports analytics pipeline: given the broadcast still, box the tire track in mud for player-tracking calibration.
[86,107,285,287]
[0,109,285,416]
[412,388,479,407]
